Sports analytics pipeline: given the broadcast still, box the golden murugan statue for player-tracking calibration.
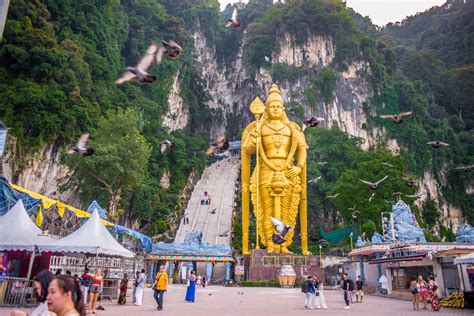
[241,84,309,256]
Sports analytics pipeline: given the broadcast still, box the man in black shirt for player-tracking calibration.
[341,273,351,309]
[356,275,364,303]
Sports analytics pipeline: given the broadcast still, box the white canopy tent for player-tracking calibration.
[454,252,474,265]
[0,199,53,251]
[40,210,134,258]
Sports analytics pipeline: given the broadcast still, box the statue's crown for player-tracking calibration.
[266,84,283,107]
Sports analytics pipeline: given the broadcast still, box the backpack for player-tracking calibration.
[348,279,354,291]
[301,280,309,293]
[80,275,92,287]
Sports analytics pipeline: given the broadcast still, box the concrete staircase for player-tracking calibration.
[174,157,240,281]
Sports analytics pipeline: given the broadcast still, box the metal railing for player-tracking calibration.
[0,277,36,307]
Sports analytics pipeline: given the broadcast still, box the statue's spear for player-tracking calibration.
[250,97,265,250]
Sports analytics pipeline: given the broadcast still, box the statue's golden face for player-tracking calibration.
[267,101,284,119]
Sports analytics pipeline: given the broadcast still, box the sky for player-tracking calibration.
[219,0,447,26]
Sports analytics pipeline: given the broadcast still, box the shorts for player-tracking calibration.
[356,290,364,296]
[90,285,101,294]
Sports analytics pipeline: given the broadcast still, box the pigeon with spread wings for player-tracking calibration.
[67,133,94,156]
[359,176,389,190]
[380,111,412,124]
[116,44,160,84]
[270,217,292,245]
[302,117,324,131]
[161,140,175,154]
[206,135,229,156]
[427,141,450,148]
[225,8,241,28]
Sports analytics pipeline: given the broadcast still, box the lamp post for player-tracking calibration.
[319,245,322,267]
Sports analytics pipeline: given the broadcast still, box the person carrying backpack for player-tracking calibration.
[80,268,93,307]
[302,275,316,309]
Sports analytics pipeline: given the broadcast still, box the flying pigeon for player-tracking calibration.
[359,176,389,190]
[308,176,321,184]
[270,217,292,245]
[405,192,426,200]
[455,165,474,172]
[317,162,328,166]
[348,205,357,212]
[116,44,161,84]
[380,111,412,124]
[302,117,324,131]
[218,230,229,237]
[427,141,450,148]
[225,8,241,28]
[209,208,216,215]
[382,162,394,168]
[392,192,402,200]
[326,193,340,199]
[162,40,182,58]
[368,192,375,202]
[67,133,94,156]
[208,293,213,296]
[206,135,229,156]
[160,140,175,154]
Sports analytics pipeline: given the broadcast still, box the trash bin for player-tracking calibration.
[464,291,474,309]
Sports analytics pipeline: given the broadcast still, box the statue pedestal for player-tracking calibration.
[244,249,325,282]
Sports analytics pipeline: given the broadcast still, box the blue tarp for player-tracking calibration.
[0,123,7,157]
[86,200,108,220]
[0,177,42,216]
[456,224,474,243]
[115,224,152,252]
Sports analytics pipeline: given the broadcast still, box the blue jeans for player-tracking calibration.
[154,290,165,309]
[344,290,350,306]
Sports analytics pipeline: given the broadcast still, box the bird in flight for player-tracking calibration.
[359,176,389,190]
[225,8,241,28]
[380,111,412,124]
[116,40,182,84]
[218,230,229,237]
[427,141,449,148]
[206,135,229,156]
[405,193,426,200]
[456,165,474,172]
[302,117,324,131]
[160,140,175,154]
[270,217,292,245]
[308,176,322,184]
[67,133,94,156]
[326,193,340,199]
[209,208,216,215]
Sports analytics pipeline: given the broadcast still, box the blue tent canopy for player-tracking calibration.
[86,200,108,220]
[115,224,152,252]
[0,177,42,216]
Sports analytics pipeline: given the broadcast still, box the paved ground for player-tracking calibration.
[2,285,471,316]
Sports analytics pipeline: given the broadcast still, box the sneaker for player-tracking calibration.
[304,306,308,309]
[309,307,314,310]
[317,306,321,309]
[344,306,351,310]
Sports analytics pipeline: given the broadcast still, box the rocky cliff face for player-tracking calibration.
[0,25,463,231]
[1,138,81,206]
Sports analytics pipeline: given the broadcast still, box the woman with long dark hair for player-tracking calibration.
[11,270,55,316]
[185,271,196,303]
[118,273,128,305]
[428,275,441,311]
[47,275,86,316]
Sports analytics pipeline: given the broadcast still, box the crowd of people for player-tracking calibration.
[410,275,440,311]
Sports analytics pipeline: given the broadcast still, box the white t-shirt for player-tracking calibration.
[31,302,56,316]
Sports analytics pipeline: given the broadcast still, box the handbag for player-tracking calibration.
[411,288,419,295]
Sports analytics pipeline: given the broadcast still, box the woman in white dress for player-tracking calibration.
[197,274,202,286]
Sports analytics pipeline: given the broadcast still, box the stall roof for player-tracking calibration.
[0,200,53,251]
[454,252,474,265]
[40,210,134,258]
[349,242,474,257]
